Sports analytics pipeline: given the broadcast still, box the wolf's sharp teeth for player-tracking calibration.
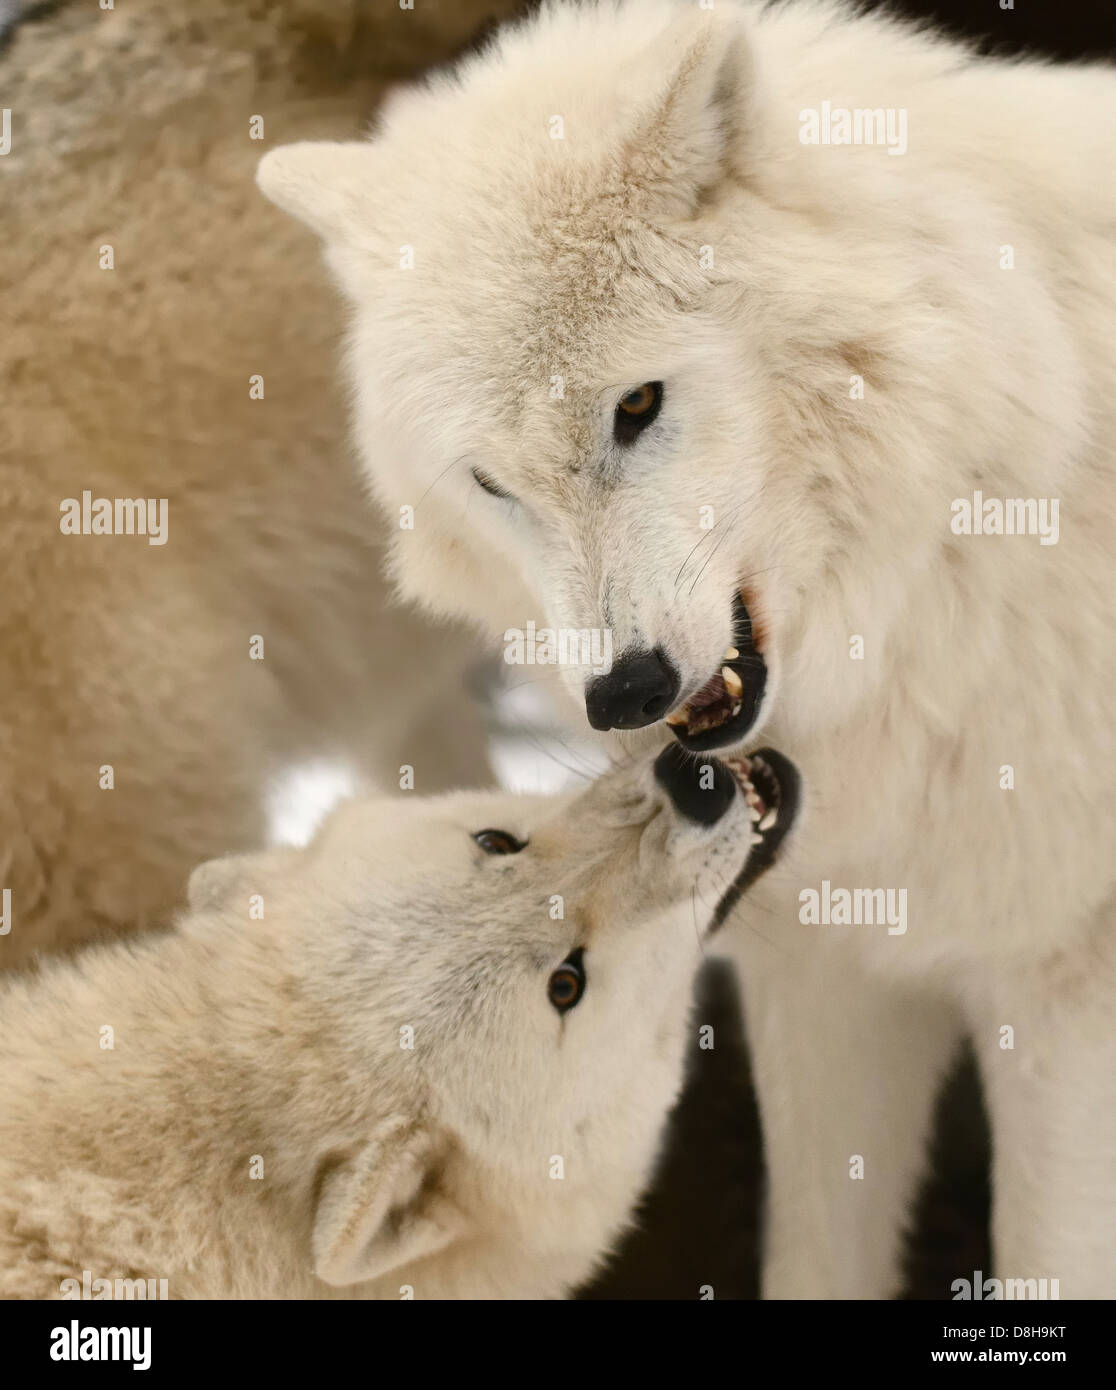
[665,708,690,727]
[731,702,742,716]
[748,807,761,823]
[724,646,739,661]
[750,832,764,846]
[721,666,743,697]
[758,808,777,832]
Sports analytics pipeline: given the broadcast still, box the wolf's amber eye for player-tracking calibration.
[472,467,515,501]
[474,828,525,855]
[618,384,658,415]
[547,949,585,1013]
[614,381,663,442]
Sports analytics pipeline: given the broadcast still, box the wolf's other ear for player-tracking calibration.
[621,10,755,218]
[312,1118,465,1288]
[187,854,246,912]
[186,847,295,914]
[256,140,379,244]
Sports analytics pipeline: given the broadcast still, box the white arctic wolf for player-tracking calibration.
[0,747,797,1299]
[258,0,1116,1296]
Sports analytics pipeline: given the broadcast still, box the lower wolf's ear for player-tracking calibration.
[256,141,379,244]
[186,847,294,913]
[311,1119,465,1288]
[187,854,244,911]
[621,9,754,218]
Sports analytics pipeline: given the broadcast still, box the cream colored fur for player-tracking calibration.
[260,1,1116,1296]
[0,0,505,968]
[0,761,760,1299]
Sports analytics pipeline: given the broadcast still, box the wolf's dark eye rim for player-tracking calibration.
[614,381,663,442]
[473,828,526,855]
[547,947,585,1013]
[471,467,516,501]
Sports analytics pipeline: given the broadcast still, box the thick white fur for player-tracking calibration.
[0,763,760,1299]
[259,1,1116,1296]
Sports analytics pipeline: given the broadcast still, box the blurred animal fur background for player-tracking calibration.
[2,0,1109,1298]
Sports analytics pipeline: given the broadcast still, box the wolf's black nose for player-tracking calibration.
[653,743,736,825]
[585,647,679,731]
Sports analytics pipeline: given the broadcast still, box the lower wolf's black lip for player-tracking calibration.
[667,594,767,752]
[709,747,800,933]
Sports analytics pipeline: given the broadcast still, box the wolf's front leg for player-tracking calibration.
[733,942,962,1299]
[967,944,1116,1299]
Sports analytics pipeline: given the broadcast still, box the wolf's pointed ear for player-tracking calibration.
[186,847,296,914]
[621,11,754,218]
[256,140,379,243]
[311,1118,465,1288]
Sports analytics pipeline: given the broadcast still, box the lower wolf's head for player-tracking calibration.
[260,0,990,752]
[189,744,798,1291]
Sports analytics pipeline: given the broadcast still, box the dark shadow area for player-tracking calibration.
[900,1040,993,1300]
[864,0,1114,62]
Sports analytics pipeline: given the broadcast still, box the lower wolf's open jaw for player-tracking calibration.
[710,747,800,932]
[724,753,782,841]
[666,593,767,751]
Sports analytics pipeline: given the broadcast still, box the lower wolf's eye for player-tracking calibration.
[548,949,585,1013]
[474,828,524,855]
[614,381,662,442]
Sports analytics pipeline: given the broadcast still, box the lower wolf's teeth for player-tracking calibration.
[758,808,777,832]
[731,702,742,716]
[750,832,764,846]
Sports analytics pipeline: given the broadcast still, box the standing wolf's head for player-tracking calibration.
[259,0,1061,752]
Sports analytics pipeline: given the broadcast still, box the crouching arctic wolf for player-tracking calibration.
[0,748,797,1299]
[258,1,1116,1296]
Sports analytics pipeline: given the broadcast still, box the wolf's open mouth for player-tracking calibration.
[653,740,799,929]
[711,747,799,931]
[666,593,767,751]
[724,750,784,838]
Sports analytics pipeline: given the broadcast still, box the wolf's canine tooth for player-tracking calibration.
[758,808,777,831]
[721,665,743,697]
[724,646,740,661]
[664,709,689,727]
